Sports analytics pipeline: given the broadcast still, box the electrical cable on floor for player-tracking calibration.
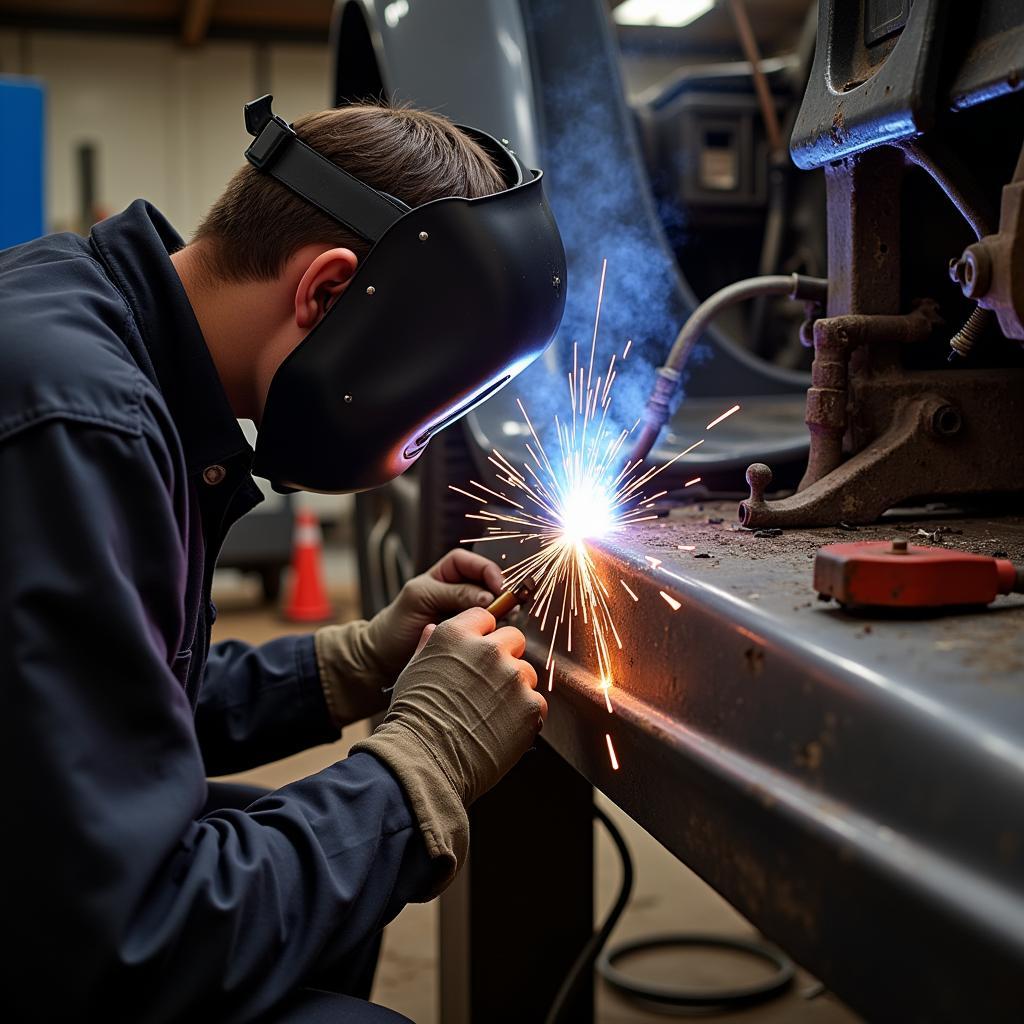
[546,807,795,1022]
[545,806,634,1024]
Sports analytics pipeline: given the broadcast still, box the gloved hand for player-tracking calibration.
[315,549,505,727]
[351,606,546,891]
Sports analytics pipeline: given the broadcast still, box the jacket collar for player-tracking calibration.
[90,200,251,478]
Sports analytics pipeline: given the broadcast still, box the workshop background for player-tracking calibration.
[2,0,1022,1021]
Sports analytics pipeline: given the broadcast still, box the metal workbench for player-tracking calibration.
[442,507,1024,1024]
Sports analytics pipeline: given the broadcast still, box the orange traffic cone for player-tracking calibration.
[283,510,333,622]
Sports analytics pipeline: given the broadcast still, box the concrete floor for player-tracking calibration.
[212,568,861,1024]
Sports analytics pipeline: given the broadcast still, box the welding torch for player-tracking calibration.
[486,574,538,619]
[382,574,538,696]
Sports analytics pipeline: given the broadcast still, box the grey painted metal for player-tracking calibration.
[791,0,1024,170]
[479,512,1024,1023]
[337,0,540,166]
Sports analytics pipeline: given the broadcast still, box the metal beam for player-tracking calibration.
[473,507,1024,1022]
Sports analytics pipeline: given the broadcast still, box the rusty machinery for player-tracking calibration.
[741,0,1024,526]
[632,0,1024,527]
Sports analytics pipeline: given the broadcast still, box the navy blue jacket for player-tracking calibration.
[1,202,435,1021]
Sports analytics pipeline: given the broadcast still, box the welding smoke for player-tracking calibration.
[509,0,695,446]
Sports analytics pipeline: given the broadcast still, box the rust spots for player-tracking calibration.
[797,739,825,772]
[744,646,765,676]
[830,107,846,146]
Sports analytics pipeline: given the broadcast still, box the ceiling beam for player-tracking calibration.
[180,0,215,46]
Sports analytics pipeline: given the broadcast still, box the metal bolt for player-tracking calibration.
[745,463,772,503]
[738,463,772,526]
[950,244,992,299]
[202,465,226,486]
[931,404,963,437]
[344,394,353,404]
[890,538,908,553]
[366,286,375,296]
[418,231,429,242]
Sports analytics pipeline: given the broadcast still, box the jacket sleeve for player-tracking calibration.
[196,633,339,776]
[2,420,440,1023]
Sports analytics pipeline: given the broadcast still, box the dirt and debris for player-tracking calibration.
[628,501,1024,566]
[754,528,784,538]
[915,526,964,542]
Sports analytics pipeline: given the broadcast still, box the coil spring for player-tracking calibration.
[948,306,992,360]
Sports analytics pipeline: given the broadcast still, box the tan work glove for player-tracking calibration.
[315,549,505,727]
[351,606,546,893]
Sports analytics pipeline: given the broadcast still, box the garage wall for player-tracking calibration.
[0,30,330,238]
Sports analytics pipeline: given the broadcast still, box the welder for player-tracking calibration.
[1,97,566,1022]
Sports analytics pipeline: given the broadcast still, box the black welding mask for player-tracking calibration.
[243,95,567,493]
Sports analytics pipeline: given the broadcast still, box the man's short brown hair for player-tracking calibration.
[195,104,506,282]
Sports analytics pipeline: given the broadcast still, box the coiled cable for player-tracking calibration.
[546,806,796,1021]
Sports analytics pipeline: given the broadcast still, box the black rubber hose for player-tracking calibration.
[546,806,797,1021]
[598,933,795,1010]
[544,806,634,1024]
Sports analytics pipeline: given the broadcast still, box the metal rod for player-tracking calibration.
[486,574,538,618]
[726,0,785,158]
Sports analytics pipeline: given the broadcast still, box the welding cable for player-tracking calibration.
[544,806,634,1024]
[597,932,795,1010]
[545,808,796,1022]
[628,272,829,465]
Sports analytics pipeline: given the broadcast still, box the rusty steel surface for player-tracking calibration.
[480,505,1024,1023]
[954,142,1024,341]
[739,369,1024,527]
[796,304,941,492]
[738,145,1024,528]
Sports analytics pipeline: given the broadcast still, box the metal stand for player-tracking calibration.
[440,740,594,1024]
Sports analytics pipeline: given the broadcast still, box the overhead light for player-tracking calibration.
[384,0,409,29]
[613,0,715,29]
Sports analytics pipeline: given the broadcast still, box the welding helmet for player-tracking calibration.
[243,95,567,493]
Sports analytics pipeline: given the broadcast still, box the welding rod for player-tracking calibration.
[381,575,539,697]
[486,574,538,618]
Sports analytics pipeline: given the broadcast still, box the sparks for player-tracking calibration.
[684,476,701,487]
[452,260,720,771]
[659,591,681,611]
[706,403,741,431]
[605,733,620,771]
[601,677,614,713]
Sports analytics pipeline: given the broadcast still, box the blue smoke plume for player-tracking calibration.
[508,0,691,448]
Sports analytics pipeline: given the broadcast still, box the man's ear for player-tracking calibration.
[294,247,359,330]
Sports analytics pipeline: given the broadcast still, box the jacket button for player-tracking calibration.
[203,465,227,486]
